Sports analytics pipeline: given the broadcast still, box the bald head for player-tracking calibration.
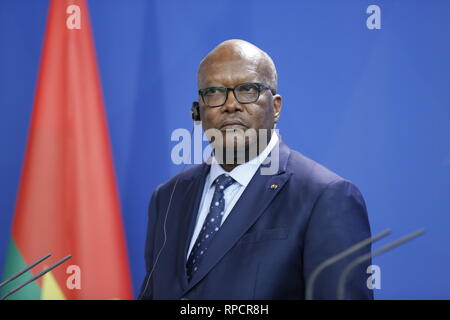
[196,39,283,169]
[198,39,278,90]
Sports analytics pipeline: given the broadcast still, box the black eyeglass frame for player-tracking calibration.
[198,82,277,108]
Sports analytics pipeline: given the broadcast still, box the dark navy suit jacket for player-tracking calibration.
[139,141,373,299]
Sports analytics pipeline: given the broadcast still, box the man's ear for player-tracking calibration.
[273,94,282,123]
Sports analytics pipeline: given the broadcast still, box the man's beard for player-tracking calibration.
[207,128,272,165]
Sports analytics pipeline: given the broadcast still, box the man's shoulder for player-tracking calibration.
[285,145,348,190]
[283,145,366,207]
[154,163,207,196]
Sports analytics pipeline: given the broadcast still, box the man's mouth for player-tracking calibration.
[220,121,248,131]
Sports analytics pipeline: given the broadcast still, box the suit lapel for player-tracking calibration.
[173,164,210,292]
[183,141,292,293]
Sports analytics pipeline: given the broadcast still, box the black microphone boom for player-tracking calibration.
[0,254,72,300]
[305,229,392,300]
[0,253,51,289]
[336,229,425,300]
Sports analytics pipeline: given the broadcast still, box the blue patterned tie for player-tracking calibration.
[186,173,235,281]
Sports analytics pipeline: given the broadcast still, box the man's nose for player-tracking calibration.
[222,90,243,112]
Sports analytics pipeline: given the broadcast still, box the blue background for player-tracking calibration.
[1,0,449,299]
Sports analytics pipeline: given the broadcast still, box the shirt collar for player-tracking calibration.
[207,131,279,189]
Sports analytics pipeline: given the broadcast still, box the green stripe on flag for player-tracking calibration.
[1,239,41,300]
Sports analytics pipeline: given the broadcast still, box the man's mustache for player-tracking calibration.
[219,118,249,130]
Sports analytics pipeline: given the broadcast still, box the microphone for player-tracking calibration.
[305,229,392,300]
[0,254,72,300]
[0,253,51,289]
[336,228,425,300]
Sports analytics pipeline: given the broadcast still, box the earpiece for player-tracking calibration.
[139,123,195,299]
[190,101,201,121]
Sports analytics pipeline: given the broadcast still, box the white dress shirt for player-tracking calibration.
[187,131,279,258]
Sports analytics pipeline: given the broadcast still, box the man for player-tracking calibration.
[139,39,373,300]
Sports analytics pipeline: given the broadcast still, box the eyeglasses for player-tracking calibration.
[198,82,276,108]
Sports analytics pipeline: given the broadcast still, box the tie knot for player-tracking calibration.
[215,174,234,191]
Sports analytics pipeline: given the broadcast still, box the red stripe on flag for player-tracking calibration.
[11,0,133,299]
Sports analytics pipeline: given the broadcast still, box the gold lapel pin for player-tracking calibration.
[270,184,278,190]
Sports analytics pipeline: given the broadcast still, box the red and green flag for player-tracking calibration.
[1,0,132,299]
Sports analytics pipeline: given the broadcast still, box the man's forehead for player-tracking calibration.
[198,40,276,88]
[199,59,265,87]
